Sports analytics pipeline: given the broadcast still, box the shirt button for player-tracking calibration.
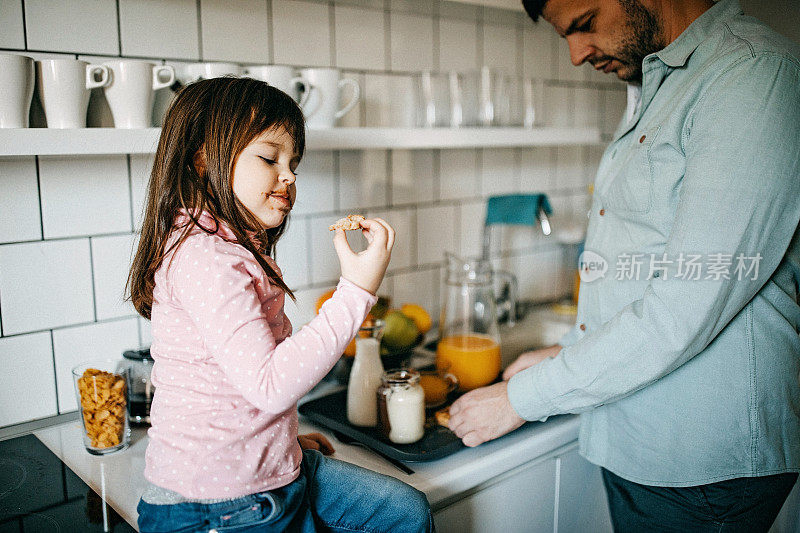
[579,323,586,331]
[599,209,605,216]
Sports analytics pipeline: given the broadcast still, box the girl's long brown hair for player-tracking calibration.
[127,77,304,319]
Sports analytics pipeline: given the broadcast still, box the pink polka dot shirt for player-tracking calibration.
[144,212,376,499]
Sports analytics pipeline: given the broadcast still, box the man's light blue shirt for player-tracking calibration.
[508,0,800,486]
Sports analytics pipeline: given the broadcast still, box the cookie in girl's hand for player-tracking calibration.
[328,214,365,231]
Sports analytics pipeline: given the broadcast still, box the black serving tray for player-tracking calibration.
[299,390,464,463]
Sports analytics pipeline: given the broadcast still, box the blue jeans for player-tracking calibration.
[602,468,798,532]
[137,449,433,532]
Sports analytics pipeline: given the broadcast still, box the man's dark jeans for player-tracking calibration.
[602,468,797,532]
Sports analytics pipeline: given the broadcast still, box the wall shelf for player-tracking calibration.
[0,127,601,157]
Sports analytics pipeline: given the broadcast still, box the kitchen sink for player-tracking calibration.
[498,302,575,368]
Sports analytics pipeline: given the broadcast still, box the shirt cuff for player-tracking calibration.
[507,362,558,422]
[336,277,379,307]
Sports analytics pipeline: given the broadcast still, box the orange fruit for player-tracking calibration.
[316,289,375,357]
[314,289,336,314]
[344,314,375,357]
[400,304,432,334]
[344,339,356,357]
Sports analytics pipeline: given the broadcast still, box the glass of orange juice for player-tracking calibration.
[436,334,501,391]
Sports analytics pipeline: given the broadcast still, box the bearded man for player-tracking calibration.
[448,0,800,530]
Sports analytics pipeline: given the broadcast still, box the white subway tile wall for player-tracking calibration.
[0,332,57,425]
[439,149,479,201]
[391,150,435,205]
[389,12,434,72]
[481,148,519,196]
[38,156,132,238]
[482,22,520,75]
[338,150,388,210]
[0,158,42,244]
[364,73,392,126]
[0,0,626,427]
[25,0,119,55]
[291,151,337,215]
[0,0,24,49]
[417,205,458,266]
[0,239,95,335]
[200,0,271,63]
[276,218,311,289]
[91,234,139,320]
[439,18,479,72]
[272,0,331,67]
[334,5,386,71]
[52,319,139,412]
[130,154,155,230]
[119,0,199,60]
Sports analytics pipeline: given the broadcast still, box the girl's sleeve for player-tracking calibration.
[170,235,376,414]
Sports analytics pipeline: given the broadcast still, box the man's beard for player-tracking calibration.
[610,0,665,84]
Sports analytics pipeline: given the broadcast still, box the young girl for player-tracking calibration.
[128,77,433,533]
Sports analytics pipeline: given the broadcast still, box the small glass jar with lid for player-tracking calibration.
[376,369,425,444]
[122,348,154,425]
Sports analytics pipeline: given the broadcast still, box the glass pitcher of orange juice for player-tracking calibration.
[437,253,507,391]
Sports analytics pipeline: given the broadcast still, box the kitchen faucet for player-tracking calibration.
[481,194,554,327]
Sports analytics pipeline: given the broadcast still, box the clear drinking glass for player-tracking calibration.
[72,359,130,455]
[458,70,481,127]
[502,76,523,127]
[416,71,450,127]
[522,77,542,128]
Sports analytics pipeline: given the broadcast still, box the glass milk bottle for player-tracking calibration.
[347,320,385,426]
[377,370,425,444]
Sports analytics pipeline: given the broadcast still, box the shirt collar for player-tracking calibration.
[176,209,238,241]
[653,0,743,68]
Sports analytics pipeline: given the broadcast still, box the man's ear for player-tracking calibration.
[193,146,206,176]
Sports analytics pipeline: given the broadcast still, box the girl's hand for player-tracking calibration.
[333,218,395,295]
[298,432,335,455]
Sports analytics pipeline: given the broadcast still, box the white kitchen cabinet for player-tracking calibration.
[434,456,557,533]
[433,443,614,533]
[556,446,613,533]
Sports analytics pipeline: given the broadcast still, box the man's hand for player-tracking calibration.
[448,381,525,447]
[298,432,335,455]
[502,344,562,381]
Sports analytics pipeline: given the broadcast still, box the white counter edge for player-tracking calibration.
[34,414,579,530]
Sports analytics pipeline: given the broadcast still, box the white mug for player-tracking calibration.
[180,62,241,84]
[36,59,110,128]
[243,65,310,109]
[103,61,175,128]
[0,53,35,128]
[299,68,360,129]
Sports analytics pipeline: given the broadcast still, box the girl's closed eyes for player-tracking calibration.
[231,130,300,229]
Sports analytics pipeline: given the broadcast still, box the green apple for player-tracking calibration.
[382,310,420,350]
